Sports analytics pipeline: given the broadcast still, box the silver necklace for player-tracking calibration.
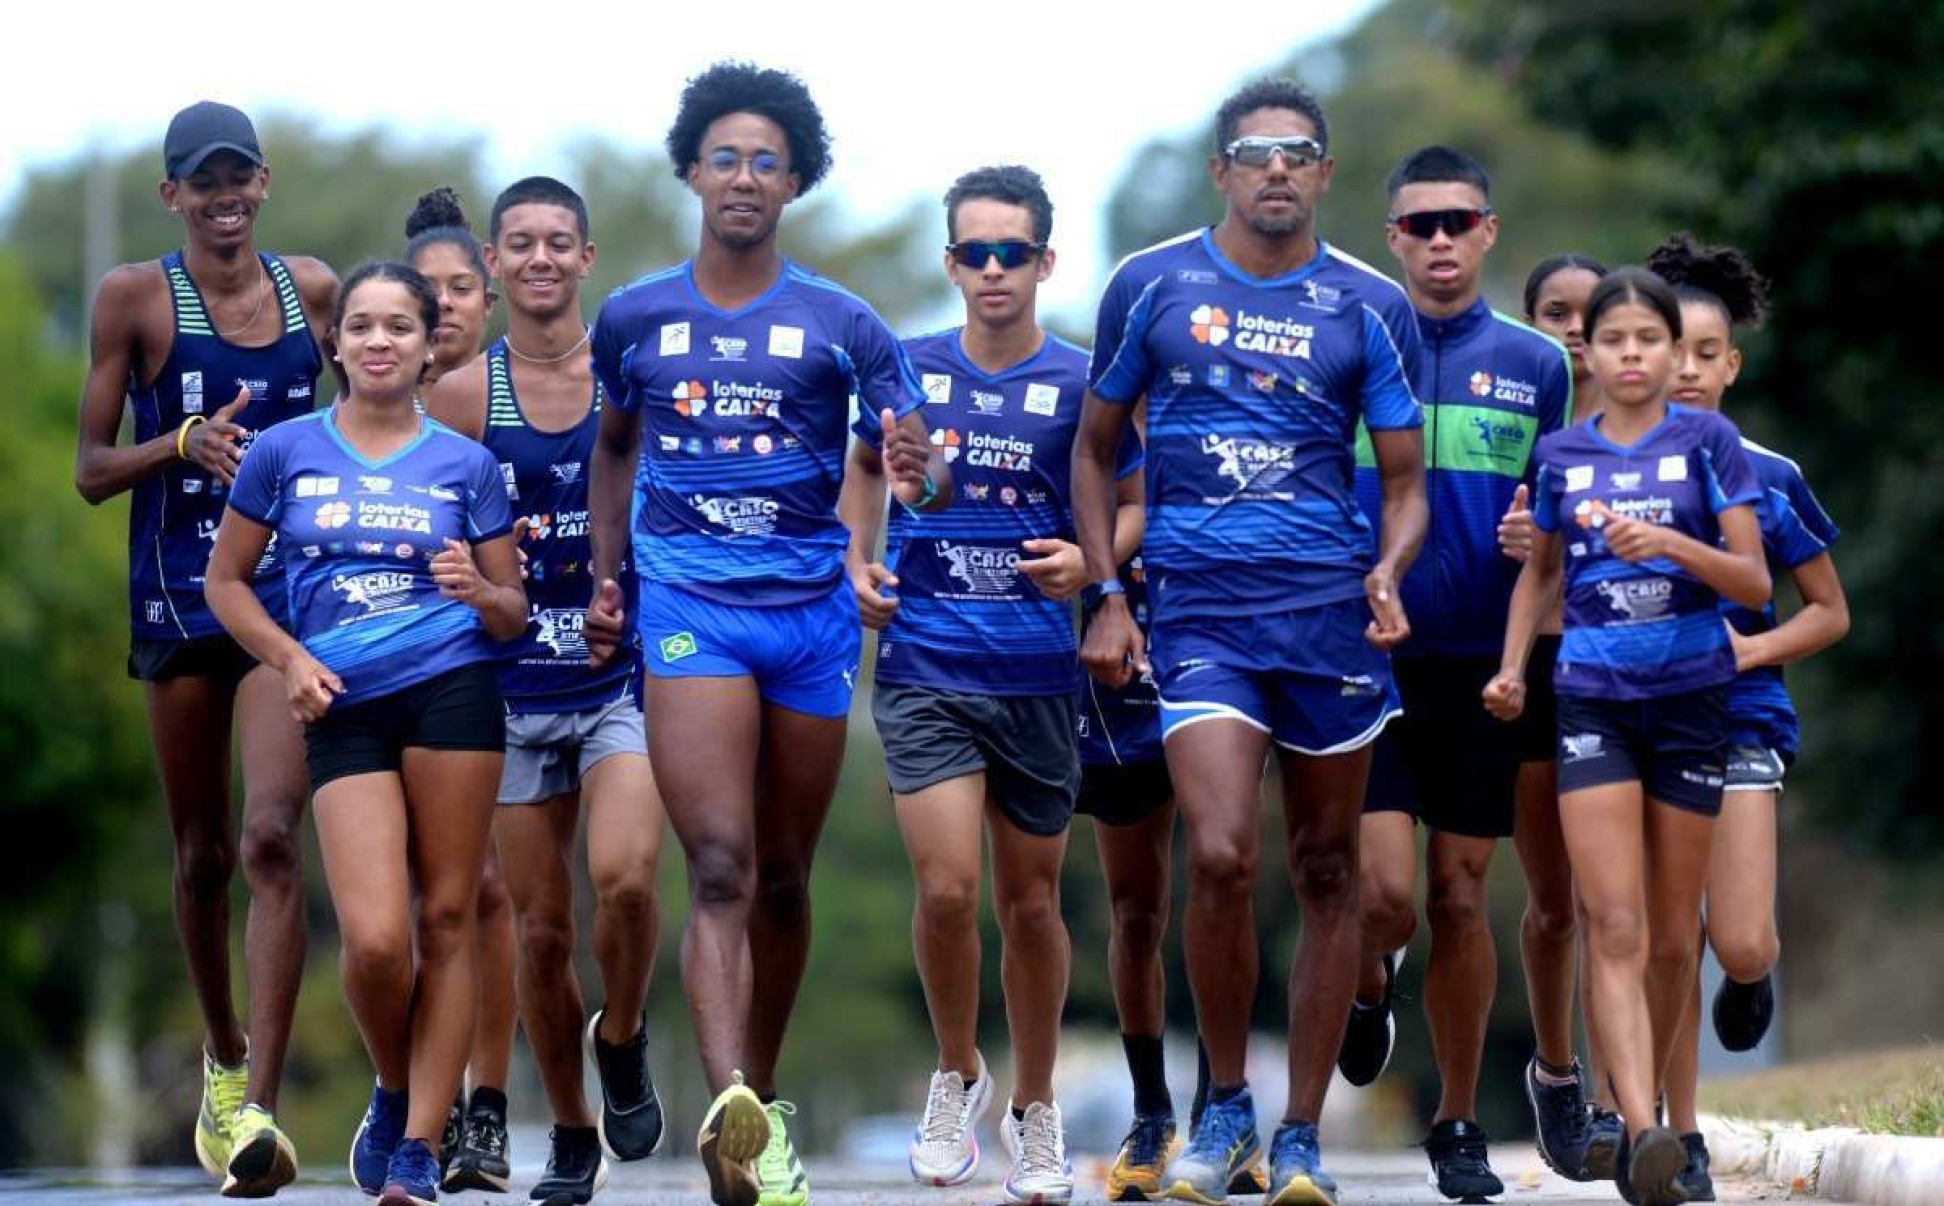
[506,325,591,364]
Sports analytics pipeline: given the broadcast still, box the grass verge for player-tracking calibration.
[1701,1043,1944,1137]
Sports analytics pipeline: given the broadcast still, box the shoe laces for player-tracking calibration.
[1427,1126,1491,1170]
[1123,1113,1173,1166]
[1272,1121,1321,1170]
[919,1071,972,1146]
[207,1055,250,1123]
[392,1138,439,1186]
[758,1101,797,1178]
[464,1113,506,1158]
[1013,1104,1066,1179]
[1191,1095,1251,1159]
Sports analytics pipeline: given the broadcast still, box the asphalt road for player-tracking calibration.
[0,1149,1823,1204]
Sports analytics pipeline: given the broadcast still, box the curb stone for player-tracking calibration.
[1702,1113,1944,1205]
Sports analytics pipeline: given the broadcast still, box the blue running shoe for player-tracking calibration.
[1162,1086,1259,1204]
[1266,1121,1338,1206]
[379,1137,440,1206]
[350,1083,409,1195]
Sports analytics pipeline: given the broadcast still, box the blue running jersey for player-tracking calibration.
[127,251,320,638]
[226,409,515,706]
[1531,404,1761,701]
[1090,230,1422,619]
[1353,299,1572,656]
[591,260,926,605]
[1723,439,1840,758]
[481,341,637,714]
[873,330,1140,696]
[1077,555,1164,766]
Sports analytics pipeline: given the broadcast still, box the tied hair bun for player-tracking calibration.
[405,186,469,239]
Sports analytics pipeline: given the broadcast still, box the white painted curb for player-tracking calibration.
[1702,1113,1944,1205]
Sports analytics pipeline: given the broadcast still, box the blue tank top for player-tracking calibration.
[480,340,637,713]
[127,251,321,639]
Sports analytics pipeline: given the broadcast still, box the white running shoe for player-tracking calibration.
[908,1051,992,1186]
[1000,1100,1073,1205]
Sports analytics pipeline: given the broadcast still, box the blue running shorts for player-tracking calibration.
[1149,596,1401,755]
[635,578,861,719]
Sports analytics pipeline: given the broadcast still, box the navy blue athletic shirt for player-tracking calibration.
[1532,404,1761,700]
[227,408,514,707]
[481,340,638,714]
[874,329,1140,697]
[127,251,320,639]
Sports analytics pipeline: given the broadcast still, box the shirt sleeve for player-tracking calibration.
[1782,462,1841,549]
[1702,414,1761,512]
[465,444,515,541]
[1092,278,1164,405]
[1532,449,1563,534]
[1525,344,1574,490]
[1113,425,1145,480]
[1088,264,1143,388]
[590,296,636,413]
[846,304,926,448]
[1358,296,1423,431]
[226,425,286,527]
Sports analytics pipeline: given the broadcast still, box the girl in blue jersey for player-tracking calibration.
[206,261,527,1206]
[1508,254,1629,1180]
[72,101,337,1198]
[1483,267,1770,1206]
[404,189,525,1194]
[1649,235,1849,1200]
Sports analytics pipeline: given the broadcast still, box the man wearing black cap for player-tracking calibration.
[74,100,336,1198]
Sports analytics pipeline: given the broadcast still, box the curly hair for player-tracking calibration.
[403,187,488,281]
[1648,233,1768,329]
[1214,78,1329,156]
[666,61,832,194]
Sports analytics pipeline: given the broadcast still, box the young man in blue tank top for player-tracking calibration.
[844,165,1141,1205]
[584,63,942,1206]
[1342,147,1573,1200]
[425,176,667,1206]
[73,101,337,1198]
[1072,79,1427,1206]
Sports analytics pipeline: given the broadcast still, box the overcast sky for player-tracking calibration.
[5,0,1377,325]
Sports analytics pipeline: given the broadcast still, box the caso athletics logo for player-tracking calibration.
[1596,576,1674,622]
[332,570,416,613]
[534,608,589,659]
[1190,304,1230,346]
[935,541,1020,594]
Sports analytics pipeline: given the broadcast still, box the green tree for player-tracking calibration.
[1438,0,1944,860]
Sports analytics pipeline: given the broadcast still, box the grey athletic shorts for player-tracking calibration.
[498,693,646,805]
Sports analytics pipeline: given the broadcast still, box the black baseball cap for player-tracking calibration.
[163,101,263,179]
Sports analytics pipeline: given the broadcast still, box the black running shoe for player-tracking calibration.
[1617,1126,1686,1206]
[439,1092,464,1181]
[587,1009,665,1160]
[1424,1119,1504,1203]
[1523,1056,1592,1181]
[444,1105,512,1193]
[1676,1132,1714,1202]
[531,1125,610,1206]
[1336,948,1403,1087]
[1581,1106,1625,1181]
[1712,973,1775,1052]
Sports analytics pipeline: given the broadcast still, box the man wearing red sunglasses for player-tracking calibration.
[1345,145,1573,1202]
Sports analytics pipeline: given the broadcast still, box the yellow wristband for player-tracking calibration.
[176,414,206,460]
